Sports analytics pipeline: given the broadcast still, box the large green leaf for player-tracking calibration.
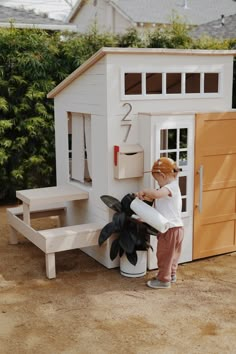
[98,222,117,246]
[100,195,122,212]
[121,193,135,216]
[112,212,126,230]
[126,251,138,266]
[110,238,120,261]
[144,224,159,236]
[119,247,124,257]
[119,229,135,254]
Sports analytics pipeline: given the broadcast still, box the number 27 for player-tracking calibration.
[121,102,132,142]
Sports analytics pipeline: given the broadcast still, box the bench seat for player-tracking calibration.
[39,223,103,279]
[39,223,103,253]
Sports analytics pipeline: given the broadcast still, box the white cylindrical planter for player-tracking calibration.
[120,250,147,277]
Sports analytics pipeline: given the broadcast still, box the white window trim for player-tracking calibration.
[153,115,194,219]
[68,113,92,186]
[121,66,224,100]
[71,113,85,183]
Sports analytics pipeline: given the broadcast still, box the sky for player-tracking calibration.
[0,0,77,20]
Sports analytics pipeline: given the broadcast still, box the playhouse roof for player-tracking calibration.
[47,47,236,98]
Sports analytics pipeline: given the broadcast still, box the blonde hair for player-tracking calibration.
[151,157,181,177]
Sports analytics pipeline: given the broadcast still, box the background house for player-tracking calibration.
[0,4,76,31]
[67,0,236,34]
[191,14,236,40]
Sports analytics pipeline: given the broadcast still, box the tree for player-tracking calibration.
[0,28,60,200]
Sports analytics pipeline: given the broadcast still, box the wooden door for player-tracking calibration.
[193,112,236,259]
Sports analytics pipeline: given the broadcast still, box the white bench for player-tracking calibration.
[15,184,88,226]
[7,208,103,279]
[6,185,102,279]
[7,204,66,244]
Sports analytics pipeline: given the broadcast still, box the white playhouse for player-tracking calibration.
[7,47,236,278]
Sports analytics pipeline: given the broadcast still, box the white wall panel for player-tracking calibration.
[52,50,235,268]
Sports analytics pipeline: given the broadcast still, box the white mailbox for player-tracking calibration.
[114,144,144,179]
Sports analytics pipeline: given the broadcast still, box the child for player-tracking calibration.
[136,157,184,289]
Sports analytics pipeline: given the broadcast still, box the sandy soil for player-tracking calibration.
[0,205,236,354]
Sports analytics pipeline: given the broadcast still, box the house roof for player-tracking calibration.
[191,13,236,39]
[47,47,236,98]
[67,0,236,26]
[0,5,77,31]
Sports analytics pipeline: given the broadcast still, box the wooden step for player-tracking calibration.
[38,223,103,253]
[38,222,104,279]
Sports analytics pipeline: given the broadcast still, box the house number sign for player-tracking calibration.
[121,102,132,142]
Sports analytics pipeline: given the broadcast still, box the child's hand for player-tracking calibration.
[131,214,143,222]
[135,191,145,200]
[136,190,153,201]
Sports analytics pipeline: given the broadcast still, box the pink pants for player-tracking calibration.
[157,227,184,283]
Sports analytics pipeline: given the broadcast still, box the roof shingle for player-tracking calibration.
[111,0,236,26]
[0,5,64,25]
[190,13,236,39]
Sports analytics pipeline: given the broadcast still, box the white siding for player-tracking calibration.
[52,49,235,268]
[105,53,233,200]
[70,0,133,34]
[113,10,132,34]
[107,53,233,112]
[54,57,109,221]
[71,1,98,33]
[53,55,119,268]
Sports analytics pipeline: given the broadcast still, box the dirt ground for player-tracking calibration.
[0,205,236,354]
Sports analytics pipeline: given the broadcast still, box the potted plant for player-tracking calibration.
[98,193,158,277]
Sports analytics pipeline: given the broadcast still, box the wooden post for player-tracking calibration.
[22,203,30,225]
[45,253,56,279]
[8,226,18,245]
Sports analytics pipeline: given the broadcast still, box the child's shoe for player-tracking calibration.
[151,274,177,283]
[146,279,171,289]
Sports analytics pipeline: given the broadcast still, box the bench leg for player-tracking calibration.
[9,226,18,245]
[22,202,30,225]
[45,253,56,279]
[58,214,66,227]
[49,216,61,227]
[49,214,65,227]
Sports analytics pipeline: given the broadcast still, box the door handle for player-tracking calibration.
[198,165,204,213]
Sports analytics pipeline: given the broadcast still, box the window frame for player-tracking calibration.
[121,66,223,100]
[153,115,194,218]
[67,112,92,186]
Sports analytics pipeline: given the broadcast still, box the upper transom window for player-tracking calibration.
[124,71,220,97]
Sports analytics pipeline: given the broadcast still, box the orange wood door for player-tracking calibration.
[193,112,236,259]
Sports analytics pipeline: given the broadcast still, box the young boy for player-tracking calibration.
[136,157,184,289]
